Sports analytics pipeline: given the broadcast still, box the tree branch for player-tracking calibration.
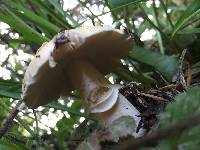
[0,100,25,138]
[117,113,200,150]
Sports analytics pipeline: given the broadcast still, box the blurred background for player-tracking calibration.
[0,0,200,149]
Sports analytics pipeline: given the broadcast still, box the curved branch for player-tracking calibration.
[0,99,25,138]
[117,113,200,150]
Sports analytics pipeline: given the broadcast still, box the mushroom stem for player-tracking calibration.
[66,59,111,107]
[65,59,144,137]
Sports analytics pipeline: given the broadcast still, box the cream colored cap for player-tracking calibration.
[22,26,133,108]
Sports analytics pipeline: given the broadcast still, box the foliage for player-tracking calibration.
[159,86,200,149]
[0,0,200,149]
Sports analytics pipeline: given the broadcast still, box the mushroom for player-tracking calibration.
[22,26,144,138]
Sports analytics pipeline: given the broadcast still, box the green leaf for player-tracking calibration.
[0,79,21,86]
[192,61,200,68]
[56,116,77,146]
[108,0,145,8]
[114,65,155,85]
[46,102,87,118]
[0,88,21,100]
[0,140,24,150]
[1,133,29,150]
[159,86,200,148]
[48,0,65,16]
[177,28,200,34]
[172,0,200,37]
[31,0,73,29]
[137,20,150,35]
[0,144,9,150]
[129,47,178,81]
[160,86,200,126]
[0,79,87,117]
[0,5,48,45]
[0,79,21,99]
[48,0,78,26]
[3,0,60,34]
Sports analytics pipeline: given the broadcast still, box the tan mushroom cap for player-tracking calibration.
[22,26,133,108]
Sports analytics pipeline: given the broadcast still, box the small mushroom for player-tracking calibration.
[22,26,144,138]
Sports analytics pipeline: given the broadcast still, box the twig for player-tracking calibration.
[155,71,169,84]
[176,49,187,91]
[77,0,103,25]
[33,109,41,148]
[27,0,37,14]
[152,0,164,54]
[4,133,27,144]
[139,4,167,39]
[160,0,174,30]
[33,109,39,136]
[15,116,36,137]
[186,62,192,86]
[117,113,200,150]
[0,100,25,138]
[139,4,181,51]
[139,92,168,101]
[159,84,176,90]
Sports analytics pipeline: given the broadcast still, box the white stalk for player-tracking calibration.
[66,59,144,137]
[66,59,116,112]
